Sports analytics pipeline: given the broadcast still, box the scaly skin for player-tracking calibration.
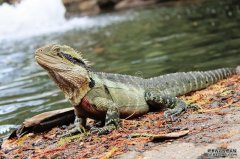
[35,44,239,135]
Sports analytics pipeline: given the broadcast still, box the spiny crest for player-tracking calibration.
[76,52,91,67]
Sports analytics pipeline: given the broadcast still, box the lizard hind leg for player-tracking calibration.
[145,91,188,121]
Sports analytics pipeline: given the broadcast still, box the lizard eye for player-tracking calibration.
[52,45,60,52]
[57,53,63,58]
[37,48,43,52]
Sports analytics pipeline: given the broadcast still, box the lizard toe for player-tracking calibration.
[60,125,86,137]
[90,126,98,134]
[90,125,116,135]
[164,109,183,122]
[90,127,109,135]
[187,103,201,111]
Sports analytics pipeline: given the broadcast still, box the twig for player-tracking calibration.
[100,147,118,159]
[130,130,189,141]
[197,101,240,113]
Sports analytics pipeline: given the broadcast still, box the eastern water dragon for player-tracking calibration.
[33,44,240,135]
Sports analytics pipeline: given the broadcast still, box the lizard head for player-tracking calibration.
[35,44,92,105]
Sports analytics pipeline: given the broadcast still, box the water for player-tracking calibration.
[0,0,239,136]
[0,0,127,42]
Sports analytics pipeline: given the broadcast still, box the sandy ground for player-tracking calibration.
[117,106,240,159]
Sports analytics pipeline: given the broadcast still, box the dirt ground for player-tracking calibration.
[1,75,239,159]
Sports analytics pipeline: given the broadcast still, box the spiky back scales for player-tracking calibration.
[93,68,237,97]
[93,72,145,88]
[145,67,236,96]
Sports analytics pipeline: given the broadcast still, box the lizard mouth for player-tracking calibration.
[35,53,72,72]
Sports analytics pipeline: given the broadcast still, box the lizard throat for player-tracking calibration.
[48,70,91,106]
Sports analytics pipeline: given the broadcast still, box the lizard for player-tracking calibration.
[35,44,240,135]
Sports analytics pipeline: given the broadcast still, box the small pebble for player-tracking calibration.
[210,101,219,108]
[61,125,67,129]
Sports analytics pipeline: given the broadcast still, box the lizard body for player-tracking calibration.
[35,44,240,135]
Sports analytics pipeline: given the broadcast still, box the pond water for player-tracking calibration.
[0,0,239,136]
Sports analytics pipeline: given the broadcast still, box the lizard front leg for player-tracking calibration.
[90,97,120,135]
[145,91,188,121]
[68,116,87,135]
[61,109,87,137]
[60,116,86,137]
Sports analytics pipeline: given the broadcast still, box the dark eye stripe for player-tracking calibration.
[59,52,88,69]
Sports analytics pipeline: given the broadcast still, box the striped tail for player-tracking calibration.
[148,67,238,97]
[200,67,236,84]
[178,67,237,95]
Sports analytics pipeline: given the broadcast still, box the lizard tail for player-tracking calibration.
[236,66,240,74]
[201,68,235,85]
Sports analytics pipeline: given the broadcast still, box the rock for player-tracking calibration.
[78,0,100,14]
[1,0,160,17]
[115,0,157,10]
[98,0,118,10]
[63,0,100,17]
[62,0,160,17]
[0,0,20,4]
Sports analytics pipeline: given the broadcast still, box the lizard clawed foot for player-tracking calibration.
[164,109,178,122]
[164,107,186,122]
[70,124,86,135]
[61,125,86,137]
[90,125,115,135]
[187,103,201,111]
[60,116,87,137]
[164,103,200,122]
[94,120,105,127]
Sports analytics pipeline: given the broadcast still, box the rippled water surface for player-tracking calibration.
[0,0,240,136]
